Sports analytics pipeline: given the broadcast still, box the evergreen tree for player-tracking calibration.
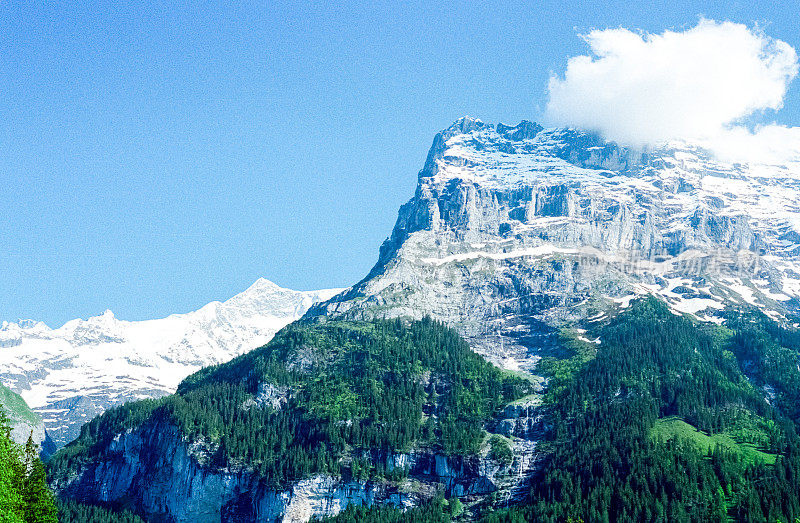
[49,318,529,489]
[22,457,57,523]
[0,410,57,522]
[483,298,800,522]
[0,411,24,523]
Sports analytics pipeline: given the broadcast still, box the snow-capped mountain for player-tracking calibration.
[48,117,800,522]
[311,117,800,370]
[0,279,342,448]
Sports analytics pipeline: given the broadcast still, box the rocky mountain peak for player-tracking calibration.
[245,277,283,292]
[15,319,51,331]
[496,120,545,141]
[311,117,800,371]
[441,115,489,139]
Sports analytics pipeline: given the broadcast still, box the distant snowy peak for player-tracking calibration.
[221,277,341,318]
[0,279,343,448]
[3,279,342,344]
[9,319,51,331]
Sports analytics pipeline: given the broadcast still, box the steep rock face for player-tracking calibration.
[493,397,545,441]
[311,117,800,370]
[0,280,342,448]
[55,420,540,522]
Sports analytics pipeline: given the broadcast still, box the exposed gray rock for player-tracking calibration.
[241,383,292,411]
[309,117,800,370]
[54,419,539,522]
[0,382,48,451]
[493,397,545,440]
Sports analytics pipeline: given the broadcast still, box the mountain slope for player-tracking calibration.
[483,298,800,523]
[310,117,800,370]
[44,118,800,522]
[47,299,800,522]
[315,299,800,522]
[49,318,535,522]
[0,382,48,450]
[0,279,342,448]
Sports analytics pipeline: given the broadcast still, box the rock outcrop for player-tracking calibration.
[55,418,541,522]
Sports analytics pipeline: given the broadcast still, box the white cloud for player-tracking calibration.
[545,19,800,163]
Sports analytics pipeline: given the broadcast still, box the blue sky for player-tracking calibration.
[3,1,800,327]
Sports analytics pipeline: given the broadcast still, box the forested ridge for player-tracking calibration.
[316,495,460,522]
[48,318,529,490]
[46,299,800,522]
[314,298,800,522]
[483,297,800,522]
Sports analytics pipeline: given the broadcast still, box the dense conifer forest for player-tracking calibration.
[316,495,458,522]
[310,298,800,522]
[483,298,800,522]
[48,318,529,489]
[56,500,145,523]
